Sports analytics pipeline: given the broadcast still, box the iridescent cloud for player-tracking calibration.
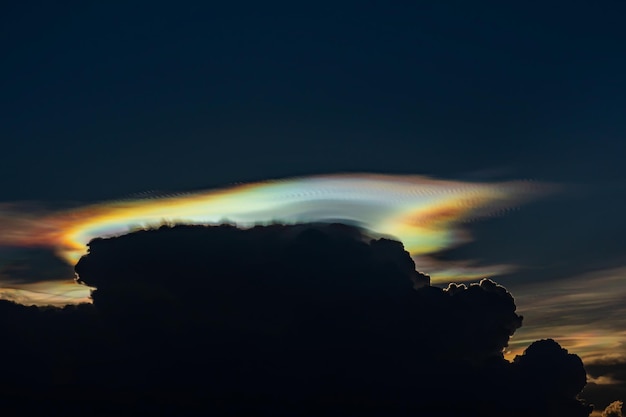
[505,267,626,364]
[0,173,544,305]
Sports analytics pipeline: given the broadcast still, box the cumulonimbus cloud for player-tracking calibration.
[0,222,594,416]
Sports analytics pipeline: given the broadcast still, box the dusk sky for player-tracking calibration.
[1,1,625,415]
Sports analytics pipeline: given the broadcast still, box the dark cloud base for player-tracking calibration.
[0,223,597,416]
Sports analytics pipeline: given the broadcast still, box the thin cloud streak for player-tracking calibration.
[506,267,626,364]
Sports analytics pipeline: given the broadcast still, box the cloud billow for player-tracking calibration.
[0,223,595,416]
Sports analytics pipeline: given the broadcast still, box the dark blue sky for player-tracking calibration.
[2,1,625,201]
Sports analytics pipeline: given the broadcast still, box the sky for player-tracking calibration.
[1,0,625,413]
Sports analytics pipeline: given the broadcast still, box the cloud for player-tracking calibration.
[0,248,75,284]
[504,267,626,364]
[0,222,596,416]
[500,268,626,414]
[583,360,626,414]
[601,401,623,417]
[513,339,587,398]
[0,280,91,306]
[500,267,626,415]
[0,247,89,306]
[0,173,547,305]
[588,375,623,386]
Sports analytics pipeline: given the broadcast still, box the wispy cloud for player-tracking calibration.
[505,267,626,364]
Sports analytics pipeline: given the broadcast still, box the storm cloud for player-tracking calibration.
[1,223,598,416]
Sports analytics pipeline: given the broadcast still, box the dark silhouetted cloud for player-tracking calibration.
[0,223,596,416]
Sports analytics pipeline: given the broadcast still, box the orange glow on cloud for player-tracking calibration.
[505,267,626,364]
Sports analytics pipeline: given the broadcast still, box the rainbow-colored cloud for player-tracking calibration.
[0,173,544,305]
